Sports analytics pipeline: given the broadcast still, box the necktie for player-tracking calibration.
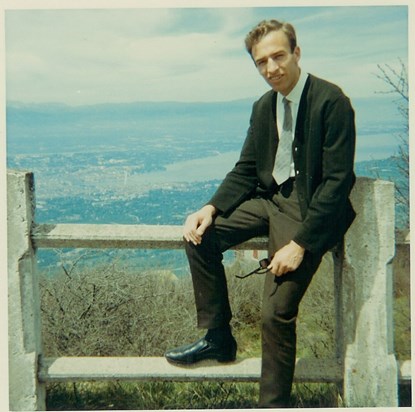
[273,97,293,185]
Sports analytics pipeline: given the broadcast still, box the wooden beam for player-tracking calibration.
[38,356,343,383]
[38,356,412,384]
[32,223,269,250]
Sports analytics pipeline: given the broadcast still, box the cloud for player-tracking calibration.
[294,6,408,97]
[4,6,409,105]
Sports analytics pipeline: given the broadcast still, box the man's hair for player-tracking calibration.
[244,20,297,55]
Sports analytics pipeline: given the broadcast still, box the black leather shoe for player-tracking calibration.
[165,336,237,365]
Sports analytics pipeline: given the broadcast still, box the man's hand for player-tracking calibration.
[268,241,305,277]
[183,204,217,245]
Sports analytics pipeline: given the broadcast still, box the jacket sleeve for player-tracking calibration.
[293,92,356,253]
[207,108,259,216]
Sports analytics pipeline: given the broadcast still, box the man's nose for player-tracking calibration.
[267,58,280,75]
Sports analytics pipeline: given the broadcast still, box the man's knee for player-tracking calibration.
[262,308,297,329]
[184,227,222,261]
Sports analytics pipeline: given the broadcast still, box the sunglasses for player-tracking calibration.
[235,258,271,279]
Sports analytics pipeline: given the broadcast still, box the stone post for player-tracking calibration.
[336,177,398,406]
[7,170,45,410]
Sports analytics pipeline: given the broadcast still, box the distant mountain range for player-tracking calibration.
[6,95,406,160]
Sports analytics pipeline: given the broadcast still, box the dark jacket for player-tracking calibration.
[209,74,356,255]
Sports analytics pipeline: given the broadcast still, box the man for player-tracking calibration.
[165,19,356,408]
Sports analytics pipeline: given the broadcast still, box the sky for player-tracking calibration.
[2,2,410,106]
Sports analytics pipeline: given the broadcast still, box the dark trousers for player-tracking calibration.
[184,182,323,407]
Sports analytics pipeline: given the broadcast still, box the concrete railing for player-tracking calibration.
[7,170,410,410]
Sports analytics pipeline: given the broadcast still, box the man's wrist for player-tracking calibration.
[203,204,217,216]
[290,240,305,252]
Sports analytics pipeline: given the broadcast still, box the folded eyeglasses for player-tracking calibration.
[235,258,271,279]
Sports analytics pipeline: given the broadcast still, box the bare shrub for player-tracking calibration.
[375,60,409,228]
[40,250,337,359]
[40,255,198,357]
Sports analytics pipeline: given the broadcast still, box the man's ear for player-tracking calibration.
[294,46,301,63]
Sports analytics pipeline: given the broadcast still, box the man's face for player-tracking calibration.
[251,30,301,96]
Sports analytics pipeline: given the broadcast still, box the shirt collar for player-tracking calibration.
[285,69,308,104]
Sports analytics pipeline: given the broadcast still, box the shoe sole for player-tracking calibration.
[165,353,236,366]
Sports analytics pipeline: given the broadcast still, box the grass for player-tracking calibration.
[46,381,259,410]
[46,381,346,410]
